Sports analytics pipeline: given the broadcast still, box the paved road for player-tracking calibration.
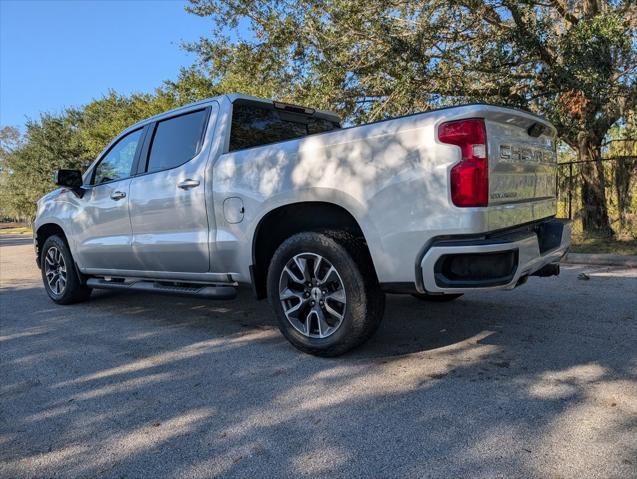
[1,239,636,479]
[0,233,32,247]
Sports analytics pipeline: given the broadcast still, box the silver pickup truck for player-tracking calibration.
[34,94,571,356]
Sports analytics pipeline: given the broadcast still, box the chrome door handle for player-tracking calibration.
[110,191,126,200]
[177,179,200,190]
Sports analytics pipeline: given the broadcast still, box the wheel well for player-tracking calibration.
[251,202,372,299]
[35,223,67,268]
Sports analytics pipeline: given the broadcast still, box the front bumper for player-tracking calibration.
[418,218,571,294]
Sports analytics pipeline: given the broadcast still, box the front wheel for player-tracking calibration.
[267,231,385,356]
[41,235,92,305]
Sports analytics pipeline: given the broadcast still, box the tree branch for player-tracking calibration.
[502,0,557,66]
[548,0,579,25]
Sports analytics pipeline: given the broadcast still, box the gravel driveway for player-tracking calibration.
[1,236,636,478]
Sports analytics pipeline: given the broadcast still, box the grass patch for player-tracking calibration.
[0,226,32,235]
[0,223,32,235]
[570,237,637,255]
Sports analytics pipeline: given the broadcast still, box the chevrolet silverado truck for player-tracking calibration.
[34,94,571,356]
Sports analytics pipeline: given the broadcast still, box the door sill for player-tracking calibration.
[80,268,235,284]
[86,277,237,300]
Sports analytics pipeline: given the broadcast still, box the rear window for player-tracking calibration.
[229,102,340,151]
[146,109,209,173]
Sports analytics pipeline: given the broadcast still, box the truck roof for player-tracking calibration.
[125,93,341,132]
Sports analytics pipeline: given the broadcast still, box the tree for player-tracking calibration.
[186,0,637,237]
[0,126,23,220]
[0,126,21,175]
[0,112,87,222]
[0,68,221,221]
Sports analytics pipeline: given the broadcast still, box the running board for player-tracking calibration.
[86,278,237,300]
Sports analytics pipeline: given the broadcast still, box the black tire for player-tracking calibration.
[40,235,92,305]
[267,231,385,356]
[411,292,462,302]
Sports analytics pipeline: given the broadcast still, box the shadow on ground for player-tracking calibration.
[1,265,636,478]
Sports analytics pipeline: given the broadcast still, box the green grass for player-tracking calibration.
[570,237,637,255]
[0,223,32,235]
[1,227,32,234]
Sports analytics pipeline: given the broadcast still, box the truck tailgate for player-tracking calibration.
[484,111,557,229]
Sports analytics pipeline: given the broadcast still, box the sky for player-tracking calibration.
[0,0,213,129]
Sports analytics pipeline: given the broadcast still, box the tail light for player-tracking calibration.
[438,119,488,207]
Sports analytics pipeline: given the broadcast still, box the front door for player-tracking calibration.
[128,106,215,273]
[75,128,145,270]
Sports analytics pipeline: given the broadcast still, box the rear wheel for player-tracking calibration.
[41,235,92,304]
[411,292,462,302]
[267,231,385,356]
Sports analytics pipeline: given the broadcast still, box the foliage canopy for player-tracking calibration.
[1,1,635,237]
[186,0,636,236]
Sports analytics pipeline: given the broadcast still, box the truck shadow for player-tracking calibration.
[82,285,488,357]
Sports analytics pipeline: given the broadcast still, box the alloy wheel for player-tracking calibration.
[44,246,67,295]
[278,252,347,338]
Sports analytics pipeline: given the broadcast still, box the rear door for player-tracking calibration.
[485,112,557,229]
[128,105,215,273]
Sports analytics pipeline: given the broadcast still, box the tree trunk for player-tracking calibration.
[577,135,614,238]
[614,156,636,230]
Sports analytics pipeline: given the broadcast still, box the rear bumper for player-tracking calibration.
[418,218,571,293]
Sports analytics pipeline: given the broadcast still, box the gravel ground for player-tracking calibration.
[1,236,636,479]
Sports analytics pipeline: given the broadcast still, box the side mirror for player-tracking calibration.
[54,169,83,188]
[54,169,85,197]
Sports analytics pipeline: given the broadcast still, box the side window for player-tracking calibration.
[93,129,143,185]
[228,103,340,151]
[146,109,209,173]
[229,104,307,151]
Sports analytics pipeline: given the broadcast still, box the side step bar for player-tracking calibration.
[86,278,237,300]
